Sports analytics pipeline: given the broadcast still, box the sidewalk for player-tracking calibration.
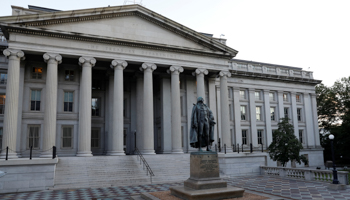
[0,176,348,200]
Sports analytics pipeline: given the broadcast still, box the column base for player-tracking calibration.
[139,149,156,155]
[76,151,93,157]
[106,151,125,156]
[0,152,19,159]
[172,149,184,154]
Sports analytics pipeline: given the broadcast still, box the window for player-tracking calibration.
[296,94,301,103]
[269,92,275,101]
[65,70,74,81]
[255,91,261,100]
[0,127,3,150]
[299,130,304,144]
[229,104,233,120]
[30,90,41,111]
[283,93,288,102]
[270,107,275,121]
[62,127,73,148]
[0,95,5,114]
[28,126,40,149]
[284,107,289,119]
[92,98,100,116]
[0,73,7,85]
[257,130,263,145]
[240,90,246,99]
[242,130,247,145]
[91,129,100,148]
[256,106,262,121]
[181,126,184,147]
[240,106,247,120]
[297,108,302,121]
[32,67,43,79]
[64,92,73,112]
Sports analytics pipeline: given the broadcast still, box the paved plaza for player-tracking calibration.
[0,176,349,200]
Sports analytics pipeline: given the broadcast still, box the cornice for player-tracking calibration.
[0,4,238,57]
[1,23,232,59]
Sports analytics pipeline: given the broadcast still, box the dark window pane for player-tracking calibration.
[31,101,35,110]
[64,102,68,111]
[69,102,73,112]
[36,101,41,111]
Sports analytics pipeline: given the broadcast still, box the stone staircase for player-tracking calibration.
[53,154,190,190]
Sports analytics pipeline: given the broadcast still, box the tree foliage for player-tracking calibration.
[316,77,350,164]
[268,118,308,167]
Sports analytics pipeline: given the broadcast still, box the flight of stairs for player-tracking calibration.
[53,154,190,190]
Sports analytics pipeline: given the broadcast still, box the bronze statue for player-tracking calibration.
[190,97,216,151]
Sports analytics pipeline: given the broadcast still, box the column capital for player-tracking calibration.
[193,68,208,76]
[43,53,62,64]
[168,65,184,74]
[111,59,128,70]
[79,57,96,67]
[3,48,25,60]
[219,70,231,78]
[140,63,157,72]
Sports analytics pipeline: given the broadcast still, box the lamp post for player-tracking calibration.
[329,134,339,184]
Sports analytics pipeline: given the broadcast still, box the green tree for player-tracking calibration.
[268,118,308,167]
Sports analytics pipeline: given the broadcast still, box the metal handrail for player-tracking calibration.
[134,147,154,183]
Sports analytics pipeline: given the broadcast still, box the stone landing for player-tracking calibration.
[170,151,244,200]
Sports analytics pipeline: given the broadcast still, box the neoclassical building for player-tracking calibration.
[0,5,322,166]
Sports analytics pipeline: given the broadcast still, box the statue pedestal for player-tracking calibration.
[170,151,244,200]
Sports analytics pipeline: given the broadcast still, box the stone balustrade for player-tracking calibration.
[232,61,314,80]
[260,166,349,185]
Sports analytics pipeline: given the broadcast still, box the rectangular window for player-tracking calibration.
[229,104,232,120]
[255,91,261,100]
[240,90,246,99]
[181,126,184,147]
[0,95,5,114]
[32,67,43,79]
[92,98,100,116]
[180,96,184,116]
[269,92,275,101]
[240,106,246,120]
[283,93,288,102]
[297,108,302,121]
[28,126,40,149]
[299,130,303,144]
[64,92,73,112]
[0,127,3,150]
[65,70,74,81]
[0,73,7,85]
[284,107,289,119]
[242,130,247,145]
[257,130,263,145]
[296,94,301,102]
[256,106,262,121]
[270,107,275,121]
[91,129,100,148]
[30,90,41,111]
[62,127,73,148]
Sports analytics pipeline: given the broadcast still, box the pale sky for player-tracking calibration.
[1,0,349,87]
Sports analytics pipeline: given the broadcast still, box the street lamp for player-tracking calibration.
[328,134,339,184]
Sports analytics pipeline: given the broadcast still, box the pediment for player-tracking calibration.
[35,15,212,51]
[0,4,238,57]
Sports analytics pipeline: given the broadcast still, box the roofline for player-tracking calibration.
[232,58,303,70]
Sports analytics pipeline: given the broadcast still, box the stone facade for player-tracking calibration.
[0,5,322,167]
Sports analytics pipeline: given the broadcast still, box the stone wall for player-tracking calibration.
[0,158,58,194]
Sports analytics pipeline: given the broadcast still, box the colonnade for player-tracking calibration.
[0,48,233,158]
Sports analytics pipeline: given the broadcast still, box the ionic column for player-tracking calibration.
[41,53,62,157]
[311,93,321,147]
[194,68,208,99]
[291,92,299,140]
[219,70,232,152]
[263,89,272,147]
[109,60,128,155]
[76,57,96,157]
[140,63,157,154]
[169,66,184,153]
[0,49,25,159]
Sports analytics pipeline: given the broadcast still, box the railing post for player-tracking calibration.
[218,138,221,152]
[52,146,56,159]
[279,168,286,178]
[304,170,311,181]
[30,146,33,160]
[250,143,253,153]
[237,144,239,153]
[224,144,226,154]
[5,146,8,160]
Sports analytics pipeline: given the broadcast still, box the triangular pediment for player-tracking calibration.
[0,4,238,57]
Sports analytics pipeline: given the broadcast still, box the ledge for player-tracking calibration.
[0,157,58,166]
